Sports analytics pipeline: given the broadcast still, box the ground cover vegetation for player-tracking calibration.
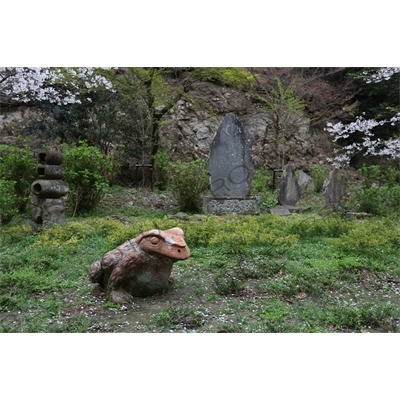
[1,178,400,332]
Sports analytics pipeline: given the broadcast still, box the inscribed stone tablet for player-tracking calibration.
[208,113,254,197]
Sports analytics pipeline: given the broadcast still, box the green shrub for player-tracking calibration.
[153,149,171,190]
[310,164,330,192]
[251,166,272,192]
[358,164,381,189]
[61,141,114,215]
[381,166,399,187]
[169,158,209,212]
[352,187,388,215]
[251,167,278,211]
[386,185,400,210]
[351,185,400,216]
[0,143,36,212]
[326,218,400,255]
[0,180,19,224]
[351,164,400,215]
[358,164,399,189]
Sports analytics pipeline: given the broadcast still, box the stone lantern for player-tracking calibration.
[30,150,68,230]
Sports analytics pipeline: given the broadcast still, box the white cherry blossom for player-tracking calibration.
[326,68,400,167]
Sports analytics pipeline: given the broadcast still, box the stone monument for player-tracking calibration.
[30,150,68,231]
[203,113,260,214]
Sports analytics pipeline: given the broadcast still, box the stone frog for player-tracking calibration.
[89,227,190,303]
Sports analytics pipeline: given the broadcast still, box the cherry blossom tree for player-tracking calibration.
[0,67,113,105]
[325,68,400,168]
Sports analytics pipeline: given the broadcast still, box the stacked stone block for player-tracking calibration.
[30,151,68,230]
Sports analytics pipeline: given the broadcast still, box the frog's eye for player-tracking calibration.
[150,236,160,245]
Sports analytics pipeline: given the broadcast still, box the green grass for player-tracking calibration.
[1,200,400,333]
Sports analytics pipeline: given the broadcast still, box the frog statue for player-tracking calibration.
[89,227,190,303]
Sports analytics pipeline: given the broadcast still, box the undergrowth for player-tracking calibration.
[1,210,400,333]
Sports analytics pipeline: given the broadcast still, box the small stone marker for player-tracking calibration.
[323,169,346,206]
[278,164,301,206]
[208,112,254,197]
[270,205,311,216]
[270,205,291,216]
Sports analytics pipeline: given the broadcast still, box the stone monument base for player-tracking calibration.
[203,196,260,215]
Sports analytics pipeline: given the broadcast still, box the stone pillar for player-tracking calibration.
[30,151,68,230]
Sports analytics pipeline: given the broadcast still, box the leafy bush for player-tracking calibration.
[350,165,400,215]
[311,164,330,192]
[251,166,272,192]
[169,158,209,212]
[358,164,382,189]
[351,185,400,216]
[61,141,115,215]
[352,187,388,215]
[358,164,399,189]
[326,218,400,256]
[381,166,399,187]
[0,143,36,213]
[0,180,19,224]
[153,149,171,190]
[251,167,278,211]
[386,185,400,209]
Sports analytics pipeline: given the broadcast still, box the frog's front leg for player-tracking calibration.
[107,266,134,304]
[108,287,134,304]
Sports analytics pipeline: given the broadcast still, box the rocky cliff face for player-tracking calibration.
[0,104,41,145]
[0,80,334,173]
[160,80,334,172]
